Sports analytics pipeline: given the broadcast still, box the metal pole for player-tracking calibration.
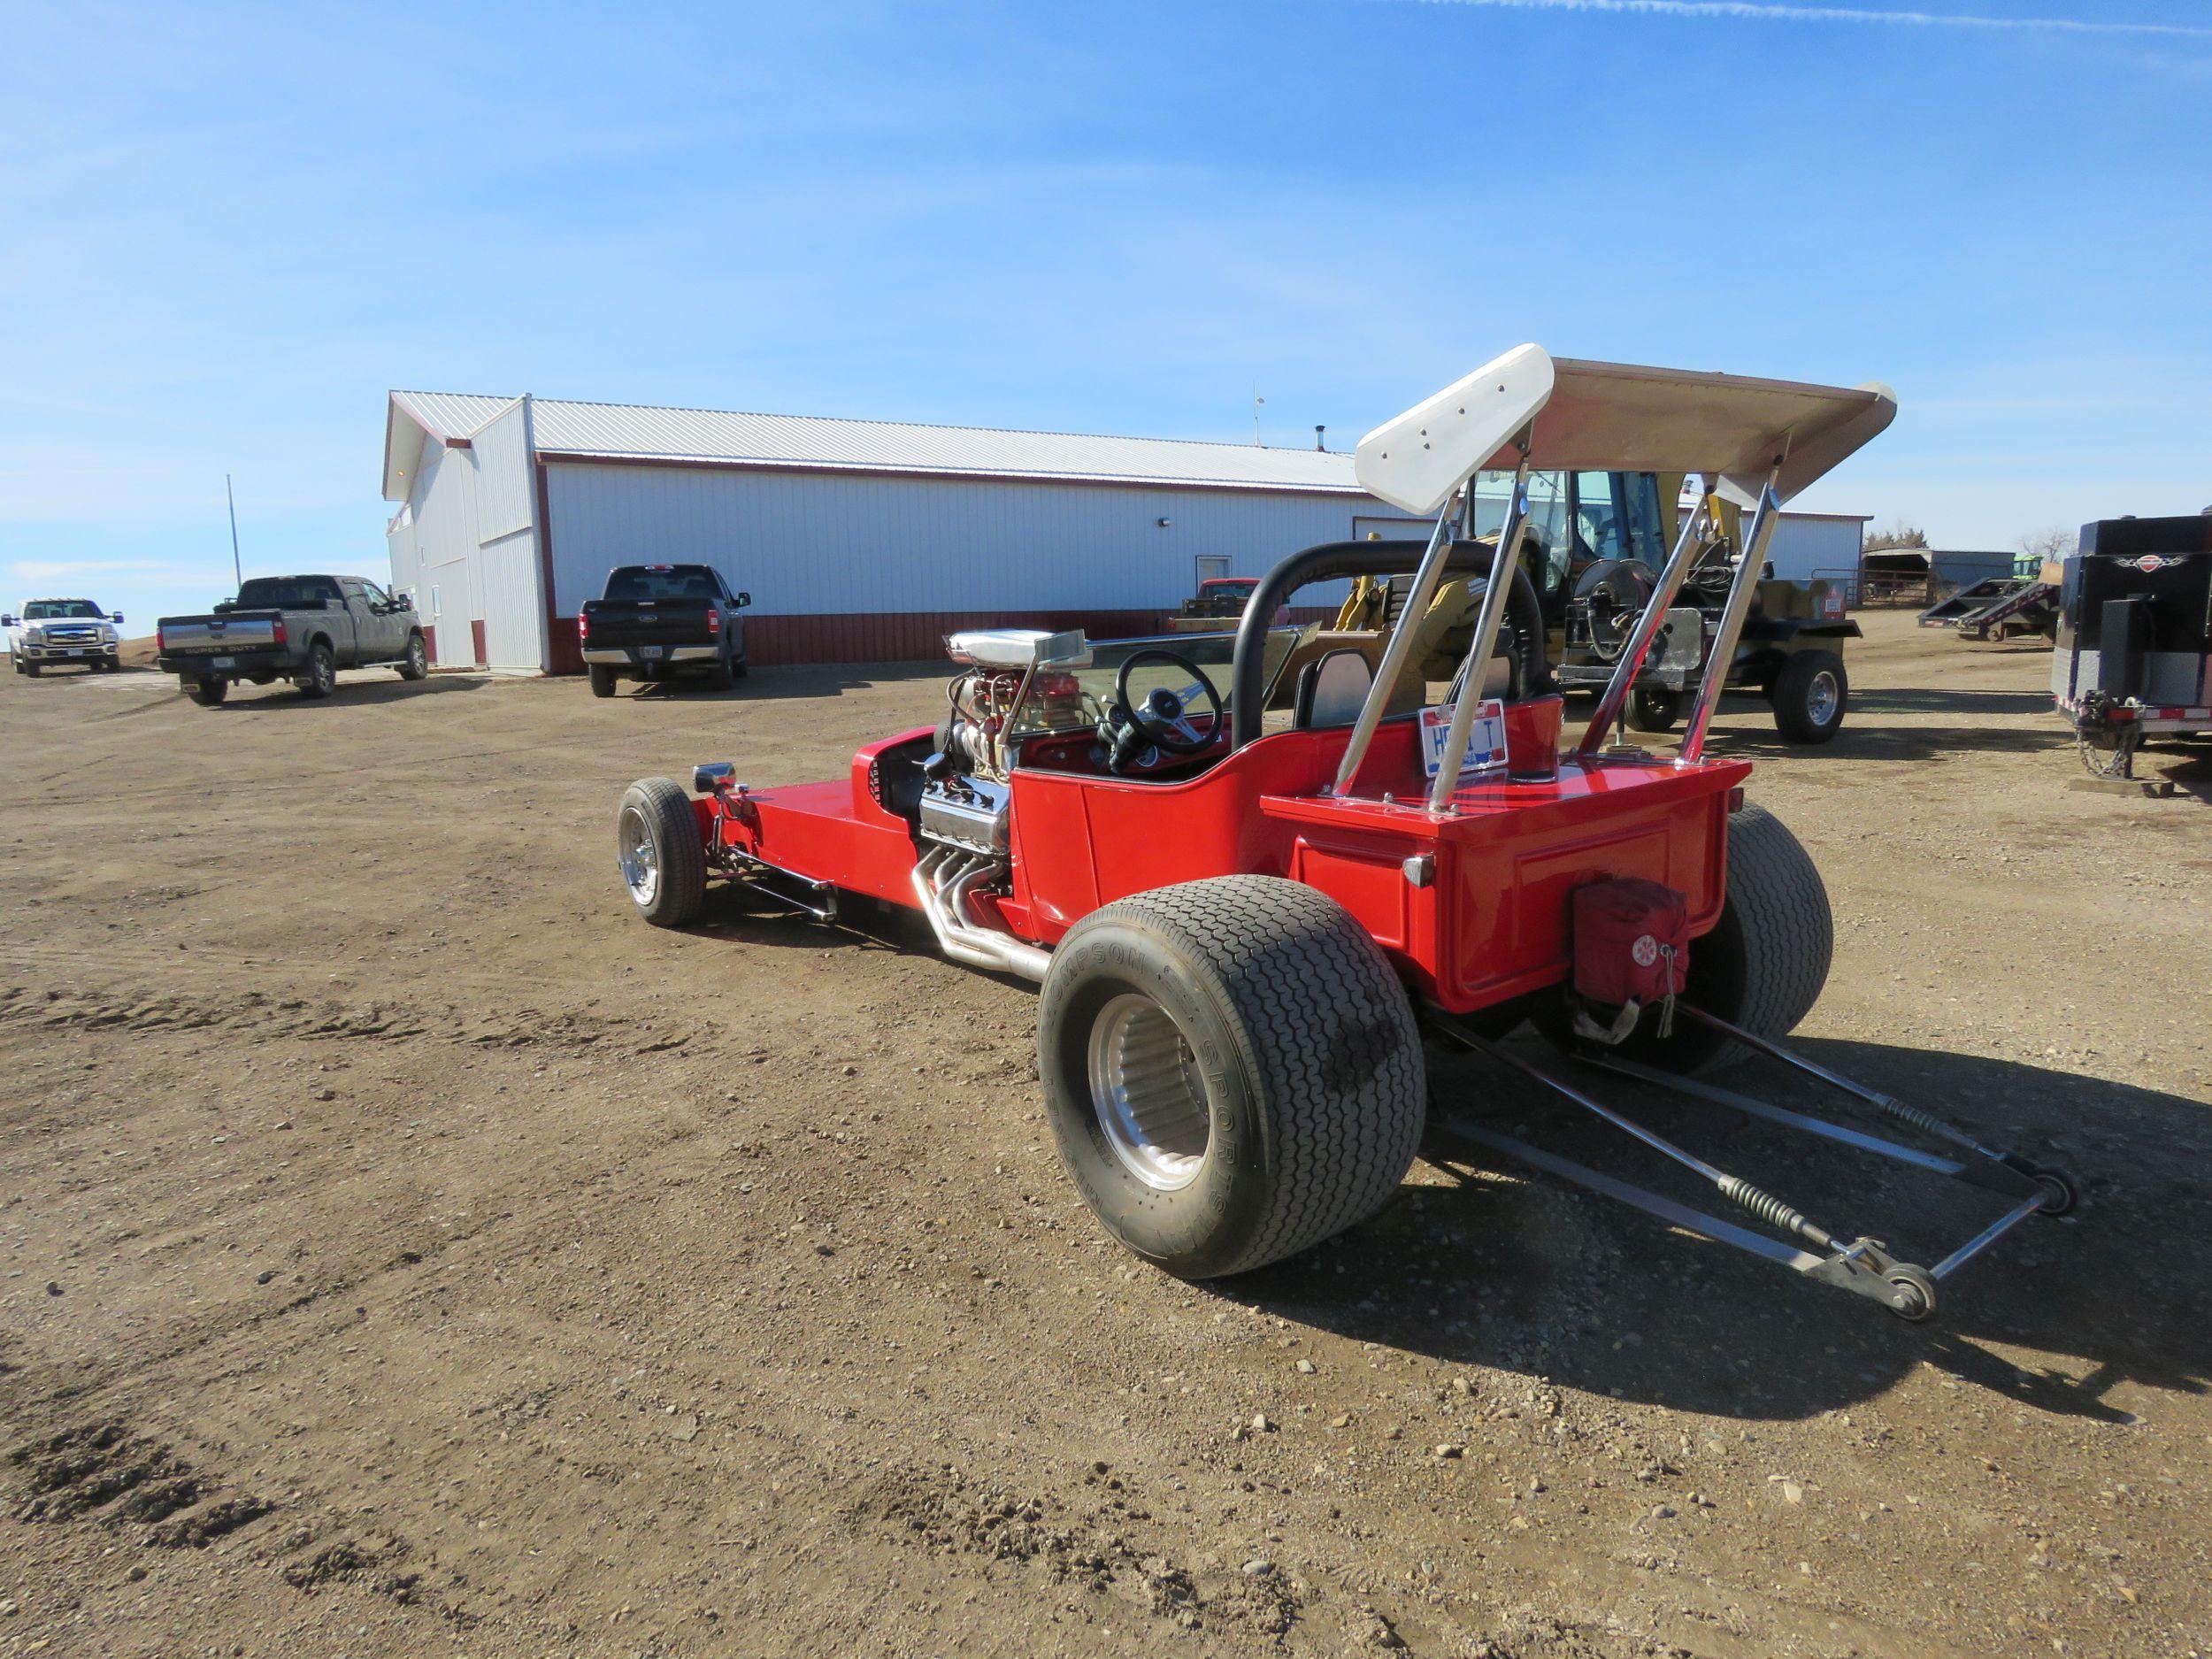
[1426,452,1532,812]
[1678,471,1784,763]
[1330,487,1467,797]
[225,474,242,587]
[1576,479,1716,756]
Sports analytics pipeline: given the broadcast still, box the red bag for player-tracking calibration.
[1571,878,1690,1040]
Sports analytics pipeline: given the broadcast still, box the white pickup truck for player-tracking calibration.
[4,598,127,675]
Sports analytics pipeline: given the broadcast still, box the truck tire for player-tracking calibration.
[22,662,40,678]
[707,650,737,691]
[296,641,337,699]
[588,665,618,699]
[186,676,228,707]
[398,632,428,680]
[1625,687,1681,733]
[617,776,707,927]
[1615,803,1832,1075]
[1037,875,1425,1279]
[1770,649,1847,743]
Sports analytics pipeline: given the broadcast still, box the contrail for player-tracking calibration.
[1410,0,2212,40]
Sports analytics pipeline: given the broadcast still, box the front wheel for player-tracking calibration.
[187,677,229,707]
[1770,649,1847,743]
[22,662,41,678]
[296,641,336,698]
[1625,687,1681,733]
[1037,875,1425,1279]
[398,632,428,680]
[616,777,707,926]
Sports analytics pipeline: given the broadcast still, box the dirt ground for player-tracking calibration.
[3,614,2208,1659]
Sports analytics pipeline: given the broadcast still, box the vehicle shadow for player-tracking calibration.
[625,660,947,702]
[1227,1038,2211,1425]
[202,675,489,709]
[1636,688,2071,761]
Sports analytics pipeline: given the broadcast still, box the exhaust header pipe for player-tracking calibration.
[910,849,1050,983]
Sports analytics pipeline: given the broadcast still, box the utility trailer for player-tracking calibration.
[2055,514,2212,779]
[1918,575,2058,642]
[612,346,2076,1321]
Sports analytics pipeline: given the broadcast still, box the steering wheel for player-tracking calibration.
[1106,649,1224,770]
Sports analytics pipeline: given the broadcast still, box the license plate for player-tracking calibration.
[1418,701,1509,780]
[637,645,664,660]
[212,656,235,669]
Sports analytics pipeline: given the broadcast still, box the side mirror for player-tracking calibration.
[0,615,14,627]
[111,611,126,625]
[398,593,414,610]
[1762,560,1777,580]
[736,591,751,609]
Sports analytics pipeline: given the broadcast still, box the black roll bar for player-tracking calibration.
[1228,538,1525,750]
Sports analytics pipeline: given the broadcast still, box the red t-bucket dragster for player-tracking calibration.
[614,347,2076,1319]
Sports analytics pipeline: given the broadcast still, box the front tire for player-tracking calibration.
[1038,876,1425,1279]
[617,777,707,926]
[296,641,336,699]
[1609,803,1833,1075]
[1625,687,1681,733]
[1770,649,1847,743]
[398,632,428,680]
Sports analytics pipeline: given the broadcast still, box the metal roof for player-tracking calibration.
[385,389,1363,501]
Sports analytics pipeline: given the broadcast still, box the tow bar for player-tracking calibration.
[1428,1008,2078,1321]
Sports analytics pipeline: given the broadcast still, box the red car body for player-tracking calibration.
[692,695,1747,1017]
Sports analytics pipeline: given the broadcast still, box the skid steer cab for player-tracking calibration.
[613,345,2076,1321]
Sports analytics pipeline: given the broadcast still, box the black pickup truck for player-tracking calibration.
[577,564,750,696]
[156,574,427,706]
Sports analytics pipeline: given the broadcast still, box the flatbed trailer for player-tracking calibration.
[1920,576,2058,641]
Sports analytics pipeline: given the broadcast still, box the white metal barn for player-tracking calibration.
[380,392,1430,672]
[1763,510,1871,585]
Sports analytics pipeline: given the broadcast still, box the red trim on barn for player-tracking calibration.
[470,619,488,665]
[422,624,438,663]
[539,604,1343,671]
[534,462,584,674]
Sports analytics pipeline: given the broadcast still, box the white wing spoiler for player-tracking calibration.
[1356,344,1896,511]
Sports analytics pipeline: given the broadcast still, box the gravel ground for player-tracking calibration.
[1,614,2207,1659]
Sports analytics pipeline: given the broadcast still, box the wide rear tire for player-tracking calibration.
[588,665,618,699]
[1038,875,1425,1279]
[1613,803,1832,1075]
[186,677,228,707]
[617,777,707,927]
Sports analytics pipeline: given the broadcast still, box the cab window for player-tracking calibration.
[1573,473,1626,563]
[1471,471,1571,595]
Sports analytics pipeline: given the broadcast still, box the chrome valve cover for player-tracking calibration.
[918,772,1010,857]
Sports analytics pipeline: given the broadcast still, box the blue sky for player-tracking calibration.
[3,0,2207,628]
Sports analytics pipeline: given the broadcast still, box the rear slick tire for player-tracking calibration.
[1037,875,1425,1279]
[1607,803,1833,1076]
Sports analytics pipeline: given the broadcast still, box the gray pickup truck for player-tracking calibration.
[156,574,428,706]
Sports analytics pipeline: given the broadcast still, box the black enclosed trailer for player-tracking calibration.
[2054,514,2212,778]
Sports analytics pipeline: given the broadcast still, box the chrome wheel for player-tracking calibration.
[1806,669,1840,728]
[1087,993,1211,1191]
[618,804,660,906]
